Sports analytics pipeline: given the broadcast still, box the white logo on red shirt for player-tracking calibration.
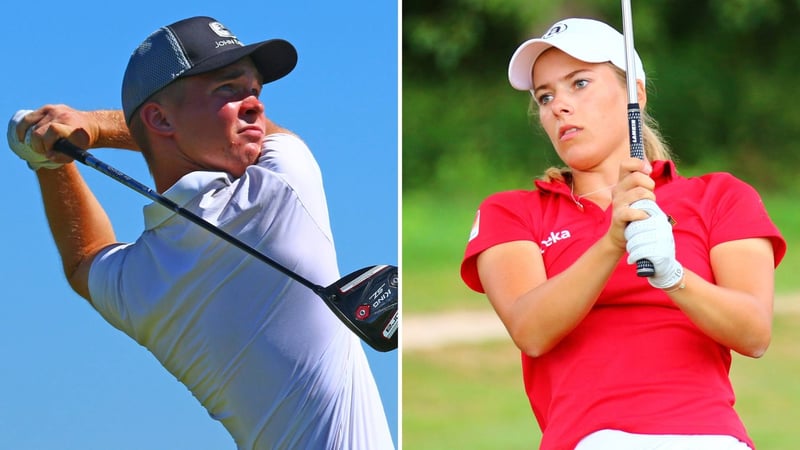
[540,229,571,253]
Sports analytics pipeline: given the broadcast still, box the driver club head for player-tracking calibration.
[323,265,399,352]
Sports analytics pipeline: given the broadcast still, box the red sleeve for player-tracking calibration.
[460,190,541,293]
[706,173,786,266]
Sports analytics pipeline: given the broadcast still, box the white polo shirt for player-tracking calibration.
[88,133,393,449]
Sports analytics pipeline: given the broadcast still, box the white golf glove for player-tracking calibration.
[7,110,64,171]
[625,199,684,290]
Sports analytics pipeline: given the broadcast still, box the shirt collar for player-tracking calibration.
[143,171,233,230]
[651,159,677,187]
[534,159,678,194]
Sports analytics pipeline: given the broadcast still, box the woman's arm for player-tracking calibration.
[669,238,775,358]
[478,234,625,357]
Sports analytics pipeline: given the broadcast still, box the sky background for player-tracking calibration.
[1,1,399,449]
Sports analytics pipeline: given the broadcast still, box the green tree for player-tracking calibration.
[403,0,800,192]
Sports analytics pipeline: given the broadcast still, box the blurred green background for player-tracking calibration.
[402,0,799,448]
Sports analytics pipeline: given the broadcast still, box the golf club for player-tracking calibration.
[53,137,398,352]
[621,0,656,277]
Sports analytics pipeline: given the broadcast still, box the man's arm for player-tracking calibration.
[36,163,117,302]
[16,106,138,158]
[265,116,292,136]
[85,109,137,150]
[24,105,291,151]
[9,105,122,301]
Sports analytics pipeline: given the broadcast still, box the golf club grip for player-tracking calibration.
[52,137,90,163]
[627,105,645,160]
[628,107,655,278]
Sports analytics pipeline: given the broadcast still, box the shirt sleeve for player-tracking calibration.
[708,173,787,267]
[460,190,539,293]
[87,243,137,337]
[255,133,332,240]
[258,134,325,205]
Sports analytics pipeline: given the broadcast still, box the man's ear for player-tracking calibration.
[637,79,647,109]
[139,102,175,136]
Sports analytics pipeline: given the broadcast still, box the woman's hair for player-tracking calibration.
[531,64,672,183]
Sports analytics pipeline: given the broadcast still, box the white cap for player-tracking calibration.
[508,18,645,91]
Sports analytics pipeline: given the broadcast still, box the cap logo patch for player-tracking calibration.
[542,23,568,39]
[208,22,236,39]
[208,22,242,48]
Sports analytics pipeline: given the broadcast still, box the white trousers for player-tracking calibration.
[575,429,752,450]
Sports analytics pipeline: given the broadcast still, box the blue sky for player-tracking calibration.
[1,1,399,448]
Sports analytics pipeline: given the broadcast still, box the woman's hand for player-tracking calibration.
[607,157,655,250]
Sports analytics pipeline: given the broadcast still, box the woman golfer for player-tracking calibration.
[461,17,785,450]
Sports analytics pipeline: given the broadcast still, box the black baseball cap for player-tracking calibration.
[121,16,297,124]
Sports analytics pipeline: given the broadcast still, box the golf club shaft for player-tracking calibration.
[621,0,656,277]
[54,138,325,295]
[621,0,641,132]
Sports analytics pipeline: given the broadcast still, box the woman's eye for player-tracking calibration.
[538,93,553,105]
[575,79,589,89]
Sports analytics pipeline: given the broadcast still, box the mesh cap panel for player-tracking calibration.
[122,27,192,123]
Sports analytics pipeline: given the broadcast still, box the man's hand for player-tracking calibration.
[7,110,65,170]
[625,199,684,290]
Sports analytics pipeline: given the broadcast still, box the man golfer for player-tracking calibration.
[8,16,393,450]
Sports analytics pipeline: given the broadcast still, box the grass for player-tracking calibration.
[761,193,800,293]
[732,314,800,446]
[402,339,537,449]
[402,189,489,314]
[402,180,800,448]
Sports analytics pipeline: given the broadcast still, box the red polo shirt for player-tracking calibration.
[461,161,786,450]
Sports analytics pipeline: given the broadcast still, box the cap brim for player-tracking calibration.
[508,34,646,92]
[183,38,298,85]
[508,39,552,91]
